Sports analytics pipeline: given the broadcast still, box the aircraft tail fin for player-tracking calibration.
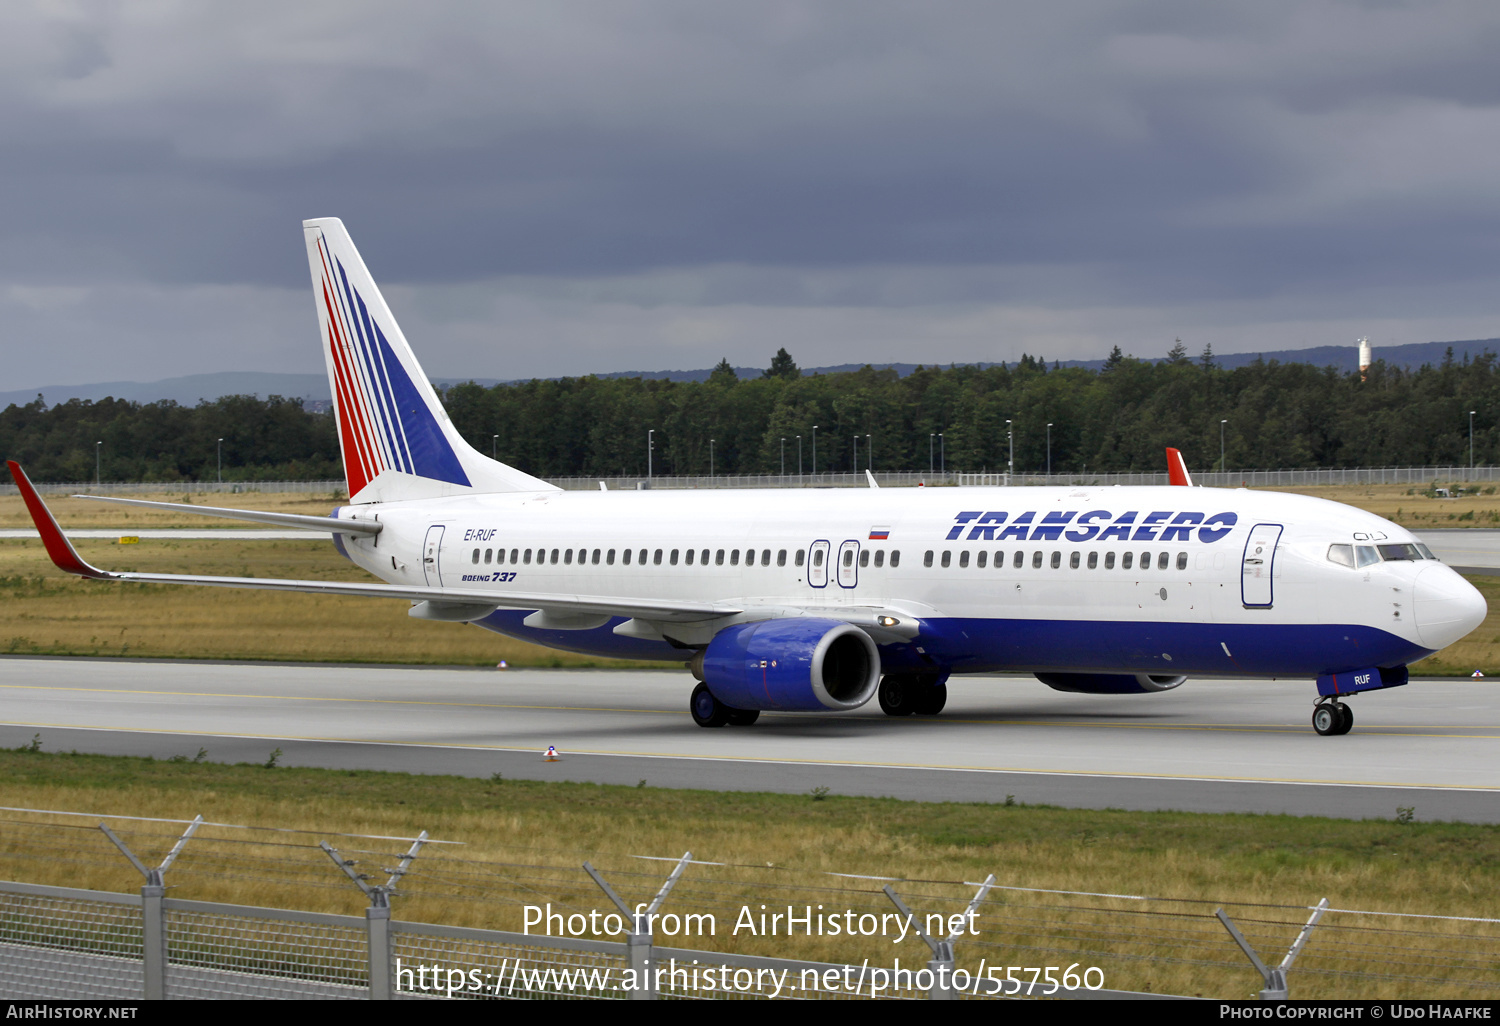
[302,218,557,503]
[1166,447,1194,487]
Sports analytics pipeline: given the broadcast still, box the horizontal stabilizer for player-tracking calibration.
[72,495,382,535]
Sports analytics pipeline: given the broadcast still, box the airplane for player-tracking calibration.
[6,218,1488,737]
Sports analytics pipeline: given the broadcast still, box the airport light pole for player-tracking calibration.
[647,429,654,480]
[1220,420,1227,476]
[852,435,857,473]
[780,437,786,476]
[492,434,498,460]
[96,441,102,486]
[1047,423,1053,476]
[939,432,944,476]
[1006,420,1013,484]
[217,438,223,484]
[1471,411,1477,475]
[866,434,871,471]
[710,439,715,479]
[929,433,935,475]
[796,435,802,481]
[812,426,818,475]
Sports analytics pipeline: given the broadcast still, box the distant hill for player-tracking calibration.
[5,337,1495,409]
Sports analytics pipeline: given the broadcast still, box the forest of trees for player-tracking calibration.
[4,344,1498,483]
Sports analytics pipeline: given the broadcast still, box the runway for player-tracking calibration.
[3,657,1498,822]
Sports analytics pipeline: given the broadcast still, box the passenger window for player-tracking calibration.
[890,551,900,568]
[564,549,573,565]
[607,549,616,565]
[1104,551,1114,569]
[1013,551,1024,569]
[976,551,987,568]
[1069,552,1080,569]
[1176,552,1187,570]
[685,548,695,566]
[1139,551,1150,570]
[859,550,870,567]
[593,549,601,565]
[995,551,1004,568]
[941,551,952,568]
[778,549,787,566]
[732,550,741,565]
[958,551,969,568]
[843,550,854,568]
[471,548,480,564]
[701,549,710,565]
[1158,552,1169,570]
[524,549,533,565]
[510,549,518,564]
[762,549,771,566]
[745,549,755,564]
[496,549,505,565]
[623,549,632,565]
[670,549,679,565]
[1122,552,1133,570]
[924,550,934,568]
[639,549,648,565]
[551,549,560,564]
[1051,551,1061,569]
[1087,551,1097,569]
[653,549,663,565]
[874,551,884,568]
[795,550,805,567]
[485,549,493,564]
[1356,545,1380,568]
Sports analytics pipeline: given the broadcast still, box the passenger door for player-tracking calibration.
[423,525,446,587]
[1241,523,1282,608]
[808,540,830,588]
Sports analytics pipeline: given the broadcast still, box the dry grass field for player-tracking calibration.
[0,749,1496,999]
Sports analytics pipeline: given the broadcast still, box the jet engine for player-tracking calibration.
[691,618,881,712]
[1035,672,1186,695]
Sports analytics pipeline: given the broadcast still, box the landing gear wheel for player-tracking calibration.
[878,675,915,716]
[913,682,948,716]
[1333,703,1353,736]
[690,682,730,728]
[726,708,760,726]
[1313,703,1342,736]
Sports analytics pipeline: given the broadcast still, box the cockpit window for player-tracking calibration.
[1355,545,1381,568]
[1378,543,1422,562]
[1415,542,1438,561]
[1327,544,1354,568]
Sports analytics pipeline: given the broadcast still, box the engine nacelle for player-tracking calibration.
[1035,672,1187,695]
[696,618,881,712]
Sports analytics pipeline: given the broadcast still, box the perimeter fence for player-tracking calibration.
[0,806,1496,1001]
[7,466,1499,497]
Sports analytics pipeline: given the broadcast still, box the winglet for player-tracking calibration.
[1166,448,1194,487]
[5,461,110,578]
[865,470,880,489]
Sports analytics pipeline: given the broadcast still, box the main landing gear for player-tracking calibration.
[1312,699,1353,736]
[878,674,947,717]
[689,682,759,728]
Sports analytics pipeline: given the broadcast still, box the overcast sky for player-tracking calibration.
[4,1,1500,390]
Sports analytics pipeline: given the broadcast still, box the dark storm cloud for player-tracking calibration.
[2,2,1500,385]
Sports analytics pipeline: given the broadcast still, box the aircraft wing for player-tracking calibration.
[8,462,737,624]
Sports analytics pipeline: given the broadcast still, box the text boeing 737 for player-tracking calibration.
[7,218,1488,736]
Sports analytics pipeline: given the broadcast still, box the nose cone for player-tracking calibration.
[1413,564,1487,650]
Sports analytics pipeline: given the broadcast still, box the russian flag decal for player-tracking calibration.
[869,527,890,540]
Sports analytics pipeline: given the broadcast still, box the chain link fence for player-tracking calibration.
[4,466,1497,497]
[1,806,1496,1000]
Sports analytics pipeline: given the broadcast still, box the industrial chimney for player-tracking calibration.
[1358,337,1372,381]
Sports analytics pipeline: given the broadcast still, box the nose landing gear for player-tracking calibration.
[1312,700,1353,736]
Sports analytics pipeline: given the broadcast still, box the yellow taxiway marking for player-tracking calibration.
[5,719,1500,792]
[4,684,1500,738]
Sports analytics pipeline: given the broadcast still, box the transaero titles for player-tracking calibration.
[946,510,1238,543]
